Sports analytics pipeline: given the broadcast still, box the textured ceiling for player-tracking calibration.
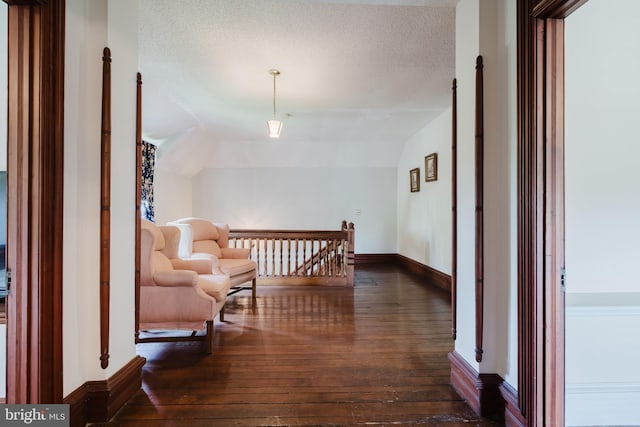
[138,0,456,175]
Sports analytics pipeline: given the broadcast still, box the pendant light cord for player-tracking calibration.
[272,73,277,119]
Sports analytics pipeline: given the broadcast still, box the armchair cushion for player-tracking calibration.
[193,239,222,258]
[219,258,257,277]
[169,217,258,296]
[221,247,251,259]
[153,270,198,287]
[170,257,216,275]
[197,274,232,302]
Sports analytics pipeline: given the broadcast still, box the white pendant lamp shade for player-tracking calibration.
[267,119,283,138]
[268,69,282,138]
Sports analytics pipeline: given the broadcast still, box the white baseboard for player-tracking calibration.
[566,383,640,427]
[566,296,640,427]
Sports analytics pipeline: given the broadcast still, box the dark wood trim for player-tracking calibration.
[137,320,215,354]
[135,73,143,343]
[449,351,480,413]
[100,46,112,370]
[474,55,485,363]
[395,254,451,292]
[354,253,397,265]
[501,381,527,427]
[64,355,146,427]
[448,351,505,421]
[542,18,566,427]
[451,78,458,340]
[354,254,452,293]
[5,0,65,403]
[532,0,588,18]
[345,222,355,286]
[3,0,46,5]
[517,0,540,422]
[517,1,581,425]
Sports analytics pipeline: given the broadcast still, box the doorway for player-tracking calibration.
[564,1,640,424]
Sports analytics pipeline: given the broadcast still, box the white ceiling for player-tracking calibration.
[138,0,456,175]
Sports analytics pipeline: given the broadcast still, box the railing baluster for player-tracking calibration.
[330,239,335,277]
[294,239,298,276]
[271,238,275,277]
[278,239,284,276]
[303,239,307,276]
[340,239,345,276]
[287,239,291,276]
[263,238,268,277]
[325,239,330,277]
[336,239,340,276]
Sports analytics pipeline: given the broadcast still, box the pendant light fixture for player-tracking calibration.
[267,69,283,138]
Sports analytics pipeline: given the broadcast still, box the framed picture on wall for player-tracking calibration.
[425,153,438,182]
[410,168,420,192]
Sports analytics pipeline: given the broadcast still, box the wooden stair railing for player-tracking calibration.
[295,236,343,276]
[229,221,354,286]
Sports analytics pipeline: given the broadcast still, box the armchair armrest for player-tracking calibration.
[170,257,216,274]
[221,247,251,259]
[153,270,198,287]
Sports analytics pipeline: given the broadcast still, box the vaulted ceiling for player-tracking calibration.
[138,0,456,175]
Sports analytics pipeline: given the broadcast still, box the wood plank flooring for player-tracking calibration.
[106,265,500,426]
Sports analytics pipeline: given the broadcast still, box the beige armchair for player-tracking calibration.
[169,217,258,301]
[138,219,231,353]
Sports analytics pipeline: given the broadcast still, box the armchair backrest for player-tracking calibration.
[140,219,182,286]
[169,217,231,258]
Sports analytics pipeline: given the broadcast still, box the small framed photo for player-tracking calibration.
[410,168,420,192]
[425,153,438,182]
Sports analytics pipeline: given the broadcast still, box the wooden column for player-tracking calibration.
[100,47,112,370]
[474,56,484,363]
[5,0,65,403]
[135,73,143,343]
[541,19,566,426]
[451,78,458,340]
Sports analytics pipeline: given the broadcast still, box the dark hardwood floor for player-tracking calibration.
[106,265,500,426]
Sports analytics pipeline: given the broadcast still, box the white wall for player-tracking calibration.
[453,0,517,383]
[192,167,397,254]
[479,0,517,382]
[565,0,640,295]
[63,0,138,395]
[565,295,640,426]
[396,107,451,274]
[565,1,640,424]
[454,0,480,371]
[64,0,108,395]
[154,167,193,225]
[106,0,139,377]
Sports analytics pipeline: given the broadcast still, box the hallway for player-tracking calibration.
[107,265,500,426]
